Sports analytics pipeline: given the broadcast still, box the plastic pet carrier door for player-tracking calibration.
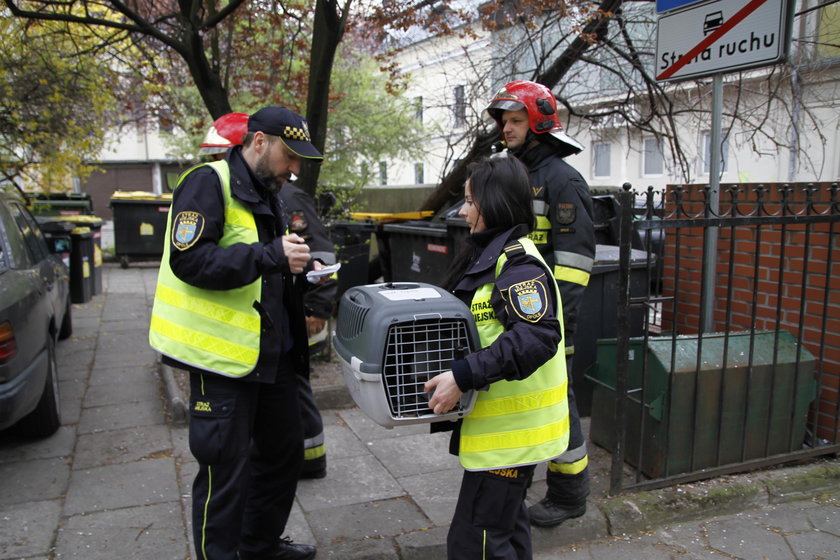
[333,282,479,427]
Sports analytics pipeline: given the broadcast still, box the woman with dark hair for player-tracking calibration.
[425,155,570,559]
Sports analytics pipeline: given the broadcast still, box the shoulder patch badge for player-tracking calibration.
[556,203,576,225]
[509,279,548,322]
[172,211,205,251]
[290,211,308,232]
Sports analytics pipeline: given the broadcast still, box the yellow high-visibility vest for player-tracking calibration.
[149,160,263,377]
[459,237,570,471]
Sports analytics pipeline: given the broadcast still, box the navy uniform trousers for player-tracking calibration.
[189,362,303,560]
[447,465,537,560]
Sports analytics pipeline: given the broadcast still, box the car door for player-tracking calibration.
[9,200,67,327]
[0,198,50,386]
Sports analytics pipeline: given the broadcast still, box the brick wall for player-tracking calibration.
[658,183,839,442]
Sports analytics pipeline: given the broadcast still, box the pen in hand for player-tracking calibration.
[282,233,310,274]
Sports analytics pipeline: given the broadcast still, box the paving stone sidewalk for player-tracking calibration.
[0,263,838,560]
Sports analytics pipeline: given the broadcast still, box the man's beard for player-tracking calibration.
[254,151,286,193]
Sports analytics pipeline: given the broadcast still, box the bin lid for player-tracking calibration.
[443,216,468,227]
[36,219,76,233]
[348,211,433,224]
[38,214,103,226]
[592,244,655,273]
[110,190,173,201]
[588,330,815,405]
[331,221,378,232]
[70,226,92,235]
[381,220,448,235]
[31,191,91,200]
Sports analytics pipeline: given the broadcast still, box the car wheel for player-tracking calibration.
[58,297,73,340]
[17,335,61,437]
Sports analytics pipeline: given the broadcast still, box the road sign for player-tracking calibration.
[655,0,793,82]
[656,0,705,13]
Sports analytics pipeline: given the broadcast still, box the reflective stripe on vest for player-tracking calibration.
[459,237,570,471]
[149,160,262,377]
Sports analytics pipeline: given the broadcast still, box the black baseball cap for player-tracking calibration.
[248,106,324,160]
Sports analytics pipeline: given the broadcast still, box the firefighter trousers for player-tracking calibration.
[297,372,326,475]
[545,354,590,506]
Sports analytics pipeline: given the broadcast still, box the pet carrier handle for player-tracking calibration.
[349,356,380,383]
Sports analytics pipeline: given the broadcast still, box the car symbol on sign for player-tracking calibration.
[703,11,724,35]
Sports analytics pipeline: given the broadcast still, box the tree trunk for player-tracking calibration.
[181,30,233,120]
[299,0,348,198]
[421,0,623,213]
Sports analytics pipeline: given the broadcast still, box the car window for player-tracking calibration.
[0,199,31,268]
[0,231,6,272]
[8,200,48,266]
[14,201,50,262]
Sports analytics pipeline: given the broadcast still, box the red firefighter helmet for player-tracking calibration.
[486,80,583,155]
[198,112,249,155]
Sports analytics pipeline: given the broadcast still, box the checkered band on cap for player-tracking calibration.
[283,125,311,142]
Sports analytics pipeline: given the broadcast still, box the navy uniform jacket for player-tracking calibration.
[518,143,595,345]
[279,184,337,319]
[449,225,562,392]
[163,146,312,383]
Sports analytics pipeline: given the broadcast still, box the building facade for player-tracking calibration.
[383,1,839,194]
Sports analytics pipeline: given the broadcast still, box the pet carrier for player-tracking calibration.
[333,282,480,428]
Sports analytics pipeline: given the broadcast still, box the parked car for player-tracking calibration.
[0,185,72,437]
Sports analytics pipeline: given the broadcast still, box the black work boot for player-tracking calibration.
[240,537,316,560]
[527,497,586,527]
[299,455,327,480]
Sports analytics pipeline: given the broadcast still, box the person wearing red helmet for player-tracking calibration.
[198,113,336,481]
[199,112,250,157]
[486,80,595,528]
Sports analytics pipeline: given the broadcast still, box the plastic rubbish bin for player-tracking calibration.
[69,226,94,303]
[330,221,377,299]
[37,219,74,269]
[29,192,93,217]
[40,215,104,294]
[572,244,655,416]
[444,215,470,258]
[109,191,172,268]
[381,220,452,286]
[586,330,817,478]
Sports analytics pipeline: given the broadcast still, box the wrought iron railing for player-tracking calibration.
[603,182,840,493]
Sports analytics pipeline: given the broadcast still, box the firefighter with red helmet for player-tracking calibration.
[486,80,594,527]
[199,112,335,480]
[198,112,250,157]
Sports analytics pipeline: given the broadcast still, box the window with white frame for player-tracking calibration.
[643,136,664,176]
[593,142,611,178]
[378,161,387,185]
[414,96,423,123]
[702,131,729,175]
[414,162,424,184]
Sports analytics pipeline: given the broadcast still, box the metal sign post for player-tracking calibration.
[701,74,723,333]
[654,0,792,332]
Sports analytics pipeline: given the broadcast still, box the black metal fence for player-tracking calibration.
[598,182,840,494]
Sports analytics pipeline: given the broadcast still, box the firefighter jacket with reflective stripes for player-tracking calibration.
[149,149,311,382]
[517,142,595,346]
[452,226,570,471]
